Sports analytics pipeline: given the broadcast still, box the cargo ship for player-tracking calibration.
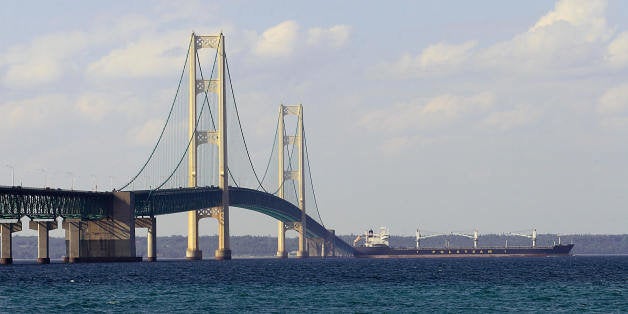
[353,227,574,258]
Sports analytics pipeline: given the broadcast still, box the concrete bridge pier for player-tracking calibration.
[146,218,156,262]
[308,237,334,257]
[29,220,58,264]
[214,207,232,261]
[185,211,202,260]
[0,221,21,265]
[307,238,322,257]
[276,221,288,258]
[62,219,83,263]
[327,229,336,257]
[63,192,141,263]
[306,230,337,258]
[296,224,308,259]
[136,217,157,262]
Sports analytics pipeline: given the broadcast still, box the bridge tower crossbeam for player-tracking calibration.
[186,33,231,260]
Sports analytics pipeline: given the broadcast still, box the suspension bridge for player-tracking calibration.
[0,33,355,264]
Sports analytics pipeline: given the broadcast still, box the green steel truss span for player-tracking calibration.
[133,187,222,216]
[0,185,355,254]
[0,186,111,220]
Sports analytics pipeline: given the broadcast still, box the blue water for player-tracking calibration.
[0,256,626,313]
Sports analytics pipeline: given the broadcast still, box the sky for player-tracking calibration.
[1,0,627,238]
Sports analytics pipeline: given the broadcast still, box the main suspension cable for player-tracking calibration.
[303,120,324,227]
[225,55,268,192]
[196,51,217,130]
[151,46,218,191]
[257,114,279,191]
[119,36,192,191]
[272,117,299,195]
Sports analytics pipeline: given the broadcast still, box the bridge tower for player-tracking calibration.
[276,104,308,258]
[186,33,231,260]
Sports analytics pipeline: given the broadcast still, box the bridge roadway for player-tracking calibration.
[0,185,355,256]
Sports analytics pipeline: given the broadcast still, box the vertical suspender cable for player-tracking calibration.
[119,36,193,191]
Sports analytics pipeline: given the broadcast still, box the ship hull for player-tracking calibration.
[354,244,574,258]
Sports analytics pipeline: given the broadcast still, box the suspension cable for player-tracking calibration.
[289,117,300,199]
[151,46,218,191]
[195,47,219,187]
[151,91,211,192]
[151,84,212,191]
[225,55,268,192]
[272,117,299,195]
[196,52,217,130]
[303,120,324,227]
[257,114,279,190]
[228,168,239,187]
[119,36,192,191]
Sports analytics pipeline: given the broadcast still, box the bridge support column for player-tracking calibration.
[136,217,157,262]
[63,219,81,263]
[147,218,156,262]
[328,229,336,257]
[295,222,308,259]
[214,208,231,260]
[307,238,323,257]
[0,221,21,265]
[29,220,58,264]
[276,222,287,258]
[63,192,140,263]
[305,230,336,258]
[186,212,202,260]
[296,233,308,258]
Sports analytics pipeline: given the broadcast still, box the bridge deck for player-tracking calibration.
[0,185,355,255]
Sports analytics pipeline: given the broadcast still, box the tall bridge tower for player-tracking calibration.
[186,33,231,260]
[276,104,308,258]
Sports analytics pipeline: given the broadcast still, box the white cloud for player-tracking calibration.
[597,82,628,115]
[128,119,165,146]
[531,0,610,42]
[75,93,111,121]
[74,92,149,121]
[86,32,187,79]
[419,41,477,68]
[0,31,90,87]
[483,105,541,131]
[379,41,477,78]
[0,10,209,87]
[479,0,612,72]
[380,0,615,78]
[252,21,351,58]
[379,135,439,155]
[307,25,351,48]
[606,31,628,68]
[422,92,493,118]
[596,83,628,129]
[254,21,299,58]
[0,94,72,131]
[359,92,495,133]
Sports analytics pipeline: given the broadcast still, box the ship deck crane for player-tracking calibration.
[508,228,537,248]
[353,235,361,246]
[451,230,479,248]
[415,229,446,249]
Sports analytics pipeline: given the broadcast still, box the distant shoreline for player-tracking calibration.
[7,234,628,258]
